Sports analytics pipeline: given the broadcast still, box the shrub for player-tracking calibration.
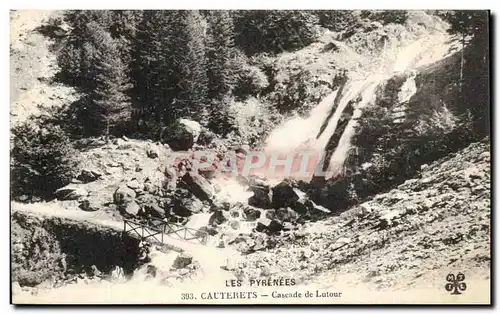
[11,121,80,200]
[220,97,281,146]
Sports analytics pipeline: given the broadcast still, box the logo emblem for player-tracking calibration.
[445,273,467,295]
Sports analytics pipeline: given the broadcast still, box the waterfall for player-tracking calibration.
[264,30,454,182]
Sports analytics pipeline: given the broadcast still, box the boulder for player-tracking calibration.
[248,179,272,209]
[160,119,201,151]
[235,144,250,155]
[137,194,165,218]
[77,169,102,183]
[271,181,299,208]
[169,215,188,225]
[229,220,240,230]
[211,199,231,212]
[55,185,88,201]
[147,148,159,159]
[248,190,272,209]
[78,199,100,212]
[252,235,267,251]
[113,185,136,205]
[274,207,298,222]
[121,201,141,217]
[172,253,193,269]
[243,206,261,221]
[163,167,178,192]
[181,171,214,202]
[172,188,204,216]
[256,217,283,234]
[209,210,229,226]
[126,179,142,191]
[293,198,313,214]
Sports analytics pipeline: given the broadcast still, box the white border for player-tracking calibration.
[1,1,498,313]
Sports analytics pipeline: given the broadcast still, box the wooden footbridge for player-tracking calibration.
[122,216,209,245]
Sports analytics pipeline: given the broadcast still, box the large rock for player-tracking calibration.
[274,207,298,222]
[113,185,136,205]
[160,119,201,151]
[126,179,142,191]
[209,210,229,226]
[293,198,313,214]
[256,217,283,234]
[77,168,102,183]
[252,235,267,251]
[248,182,272,209]
[55,185,88,201]
[121,201,141,217]
[271,181,299,209]
[136,194,166,218]
[147,148,159,159]
[243,206,261,221]
[172,188,205,217]
[78,199,100,212]
[181,171,214,202]
[163,167,178,192]
[172,253,193,269]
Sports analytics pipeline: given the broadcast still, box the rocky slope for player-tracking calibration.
[10,10,78,127]
[235,139,490,290]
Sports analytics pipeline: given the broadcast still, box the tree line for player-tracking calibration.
[55,10,341,138]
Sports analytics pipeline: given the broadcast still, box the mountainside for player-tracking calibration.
[237,139,490,290]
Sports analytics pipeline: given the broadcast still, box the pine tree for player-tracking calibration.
[81,22,132,137]
[234,10,320,55]
[109,10,143,82]
[131,10,174,125]
[206,10,236,100]
[165,10,208,122]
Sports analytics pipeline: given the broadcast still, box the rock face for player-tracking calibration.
[271,180,299,209]
[181,171,214,202]
[54,185,88,201]
[160,119,201,151]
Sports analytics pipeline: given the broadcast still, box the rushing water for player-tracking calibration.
[264,28,453,181]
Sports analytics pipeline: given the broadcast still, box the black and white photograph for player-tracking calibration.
[9,9,491,304]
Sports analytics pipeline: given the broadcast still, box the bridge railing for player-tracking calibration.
[123,217,208,245]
